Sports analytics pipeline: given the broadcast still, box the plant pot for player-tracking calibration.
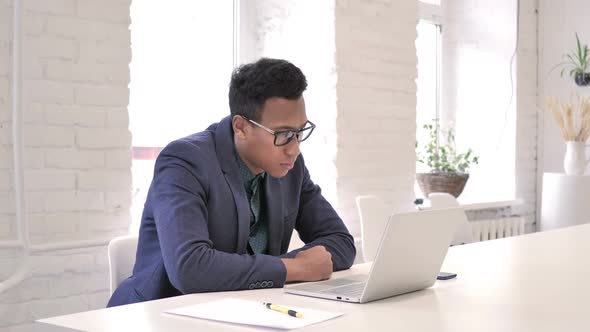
[574,72,590,86]
[563,141,589,175]
[416,172,469,198]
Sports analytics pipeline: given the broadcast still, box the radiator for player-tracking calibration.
[470,217,526,242]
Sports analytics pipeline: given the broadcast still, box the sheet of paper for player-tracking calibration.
[165,298,343,330]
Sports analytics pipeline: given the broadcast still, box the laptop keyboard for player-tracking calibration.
[320,282,366,297]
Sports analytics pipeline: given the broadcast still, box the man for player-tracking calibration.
[107,58,356,307]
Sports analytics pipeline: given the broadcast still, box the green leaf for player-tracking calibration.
[416,119,479,174]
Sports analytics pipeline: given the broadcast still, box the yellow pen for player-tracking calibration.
[263,302,303,318]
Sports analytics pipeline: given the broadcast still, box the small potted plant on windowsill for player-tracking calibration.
[551,33,590,86]
[416,120,479,198]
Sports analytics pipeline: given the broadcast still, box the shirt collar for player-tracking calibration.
[236,156,265,193]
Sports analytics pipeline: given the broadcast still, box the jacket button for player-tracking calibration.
[249,284,255,290]
[255,282,261,289]
[261,281,268,288]
[268,281,274,287]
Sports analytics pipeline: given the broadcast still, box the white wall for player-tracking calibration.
[335,0,418,233]
[1,0,12,248]
[0,0,131,330]
[538,0,590,173]
[537,0,590,229]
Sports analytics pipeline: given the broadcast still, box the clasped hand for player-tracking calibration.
[282,245,333,282]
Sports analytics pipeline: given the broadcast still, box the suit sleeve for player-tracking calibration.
[151,141,287,294]
[282,157,357,270]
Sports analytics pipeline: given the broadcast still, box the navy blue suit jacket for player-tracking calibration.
[107,116,356,307]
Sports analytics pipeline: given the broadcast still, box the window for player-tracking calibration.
[415,1,443,198]
[415,20,441,174]
[129,2,237,231]
[415,0,518,203]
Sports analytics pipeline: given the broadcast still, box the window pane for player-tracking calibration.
[415,21,440,175]
[128,2,235,231]
[129,2,235,147]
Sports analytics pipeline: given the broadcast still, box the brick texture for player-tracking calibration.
[0,1,132,329]
[335,0,418,236]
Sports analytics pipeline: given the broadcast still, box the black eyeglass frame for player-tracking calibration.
[241,115,316,147]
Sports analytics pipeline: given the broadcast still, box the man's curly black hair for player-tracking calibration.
[229,58,308,122]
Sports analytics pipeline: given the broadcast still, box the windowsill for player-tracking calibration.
[456,198,524,211]
[418,198,524,211]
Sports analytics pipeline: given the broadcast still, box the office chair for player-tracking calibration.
[107,234,138,295]
[355,195,391,263]
[428,192,472,245]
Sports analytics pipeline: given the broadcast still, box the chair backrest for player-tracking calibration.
[107,234,139,295]
[428,192,461,208]
[355,195,391,263]
[428,192,471,245]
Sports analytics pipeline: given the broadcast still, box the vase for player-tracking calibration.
[574,72,590,86]
[563,141,589,175]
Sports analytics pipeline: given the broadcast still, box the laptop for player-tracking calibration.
[284,208,464,303]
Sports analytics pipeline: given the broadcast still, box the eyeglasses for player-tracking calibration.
[241,116,316,147]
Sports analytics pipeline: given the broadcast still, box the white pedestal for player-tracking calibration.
[541,172,590,231]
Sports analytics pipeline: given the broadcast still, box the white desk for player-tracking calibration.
[38,224,590,331]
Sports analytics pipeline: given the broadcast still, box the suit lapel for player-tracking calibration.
[214,116,250,254]
[264,176,284,256]
[224,172,250,254]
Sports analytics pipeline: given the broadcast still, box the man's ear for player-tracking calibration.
[232,115,247,140]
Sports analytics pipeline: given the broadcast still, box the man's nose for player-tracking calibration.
[284,138,300,156]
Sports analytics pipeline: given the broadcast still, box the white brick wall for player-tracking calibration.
[75,85,129,106]
[75,127,131,149]
[45,149,104,169]
[335,0,418,236]
[24,0,76,16]
[0,0,131,330]
[24,125,75,147]
[0,247,110,331]
[44,105,105,127]
[0,2,15,312]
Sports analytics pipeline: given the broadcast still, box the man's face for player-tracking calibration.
[235,96,308,178]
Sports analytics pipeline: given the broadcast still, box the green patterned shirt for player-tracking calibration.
[237,157,268,255]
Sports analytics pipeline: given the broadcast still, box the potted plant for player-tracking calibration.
[415,120,479,198]
[546,95,590,175]
[551,33,590,86]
